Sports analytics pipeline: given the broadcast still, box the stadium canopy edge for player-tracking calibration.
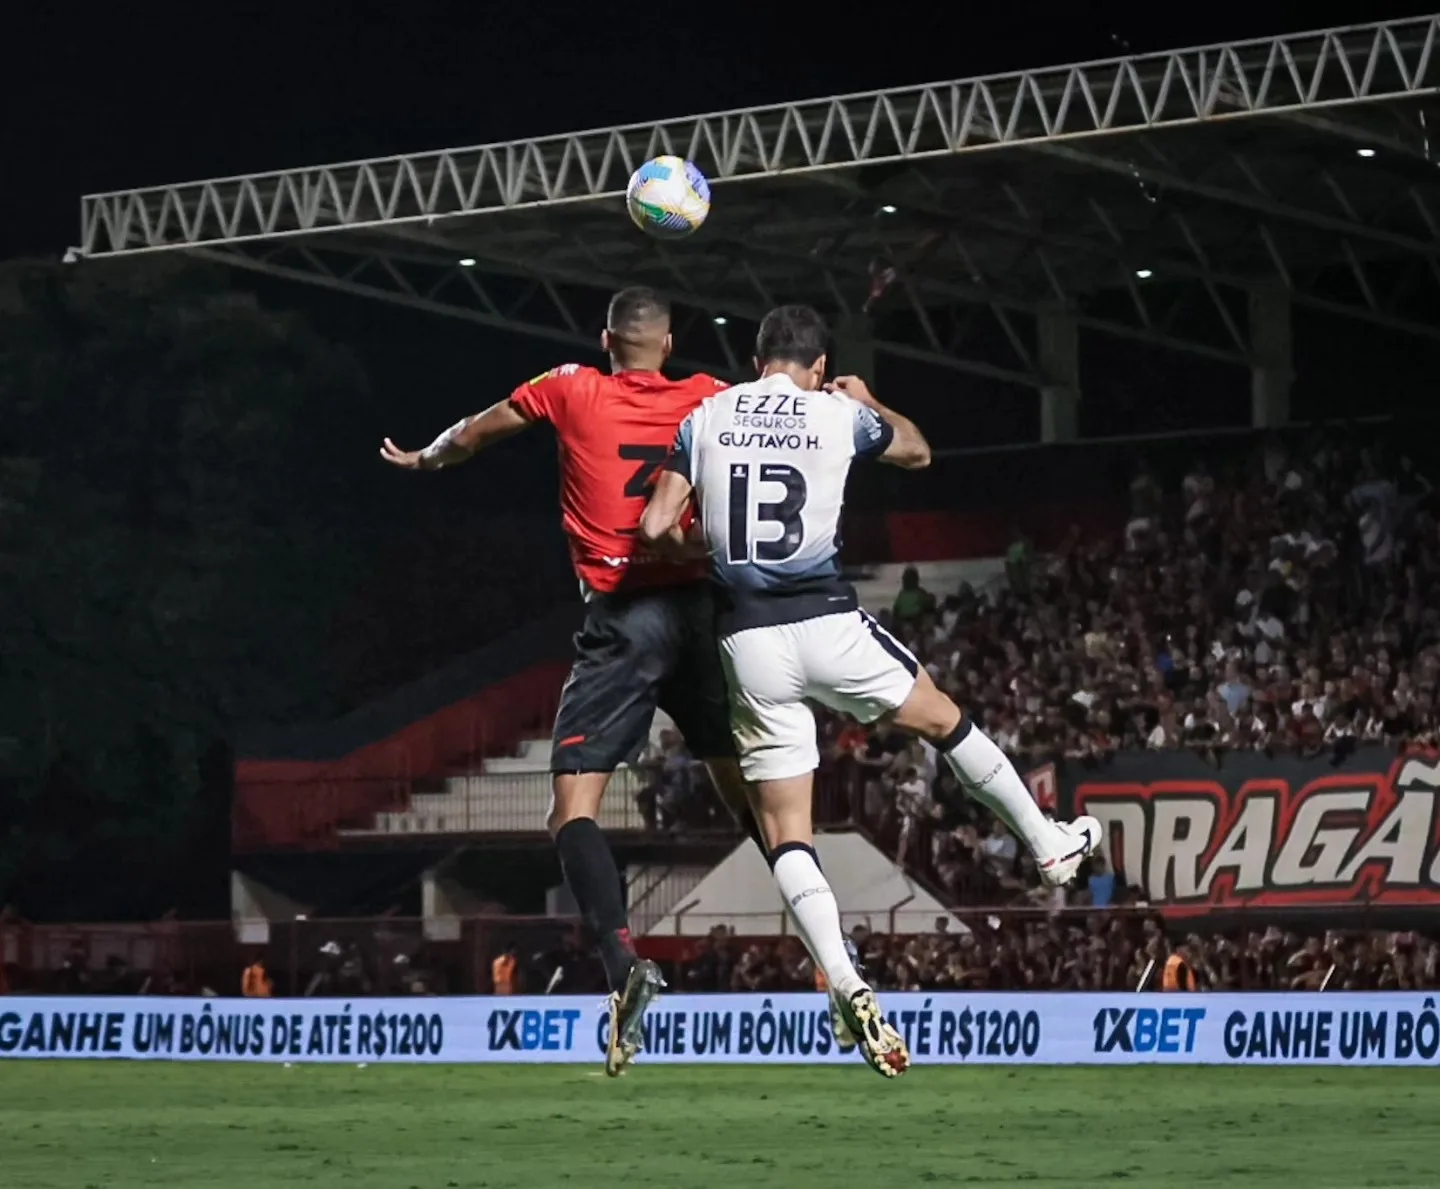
[73,16,1440,387]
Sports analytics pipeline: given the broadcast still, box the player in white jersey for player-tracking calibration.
[640,304,1101,1078]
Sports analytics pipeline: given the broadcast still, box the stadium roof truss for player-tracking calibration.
[79,16,1440,388]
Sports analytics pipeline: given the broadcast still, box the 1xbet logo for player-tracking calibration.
[1093,1006,1206,1054]
[487,1008,582,1052]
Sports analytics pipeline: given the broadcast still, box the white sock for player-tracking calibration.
[941,718,1058,858]
[771,845,866,999]
[779,898,859,997]
[784,908,826,984]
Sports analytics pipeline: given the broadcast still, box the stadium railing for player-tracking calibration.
[230,762,863,846]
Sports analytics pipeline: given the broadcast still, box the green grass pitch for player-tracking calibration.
[1,1062,1435,1188]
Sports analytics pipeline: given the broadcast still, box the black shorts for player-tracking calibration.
[550,583,736,773]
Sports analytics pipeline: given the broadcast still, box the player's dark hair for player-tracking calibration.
[756,304,829,368]
[608,286,671,333]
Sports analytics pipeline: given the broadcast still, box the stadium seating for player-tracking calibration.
[353,737,650,836]
[351,561,1011,837]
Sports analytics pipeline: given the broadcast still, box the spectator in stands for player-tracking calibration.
[1006,530,1035,597]
[683,927,734,993]
[491,945,517,995]
[1216,659,1251,716]
[636,728,725,834]
[241,957,272,997]
[1126,460,1163,550]
[336,941,370,995]
[980,819,1017,876]
[1161,941,1198,991]
[635,756,662,833]
[305,940,369,997]
[395,953,439,996]
[893,765,933,866]
[1083,855,1115,908]
[891,566,936,626]
[776,936,814,989]
[670,921,1437,995]
[730,943,774,992]
[655,729,694,829]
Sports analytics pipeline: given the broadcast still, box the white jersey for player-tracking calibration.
[668,373,892,633]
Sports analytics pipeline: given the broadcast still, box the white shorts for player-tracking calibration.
[719,609,919,782]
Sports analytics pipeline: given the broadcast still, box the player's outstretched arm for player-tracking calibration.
[379,399,531,472]
[638,470,694,547]
[827,376,931,470]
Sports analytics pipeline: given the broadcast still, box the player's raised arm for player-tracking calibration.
[379,363,589,472]
[379,399,531,471]
[827,375,931,470]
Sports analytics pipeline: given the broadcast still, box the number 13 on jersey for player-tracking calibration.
[726,461,808,564]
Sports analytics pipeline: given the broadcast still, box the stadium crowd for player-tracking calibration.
[10,917,1436,997]
[675,920,1440,994]
[636,429,1440,909]
[15,432,1438,1001]
[870,433,1438,764]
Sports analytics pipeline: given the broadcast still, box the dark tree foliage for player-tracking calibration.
[0,259,372,918]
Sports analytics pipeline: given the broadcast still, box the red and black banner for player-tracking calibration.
[1064,747,1440,914]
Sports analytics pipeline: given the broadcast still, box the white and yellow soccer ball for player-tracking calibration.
[625,155,711,239]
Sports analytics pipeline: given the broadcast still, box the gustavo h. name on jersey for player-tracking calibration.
[720,389,821,451]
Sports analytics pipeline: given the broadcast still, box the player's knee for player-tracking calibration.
[749,775,813,847]
[545,803,570,836]
[547,802,601,837]
[894,677,963,742]
[548,772,608,835]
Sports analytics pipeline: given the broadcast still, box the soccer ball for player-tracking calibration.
[625,156,711,238]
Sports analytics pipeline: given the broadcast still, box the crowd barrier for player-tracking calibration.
[2,992,1436,1066]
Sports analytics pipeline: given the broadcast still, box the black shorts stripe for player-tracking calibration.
[859,609,919,678]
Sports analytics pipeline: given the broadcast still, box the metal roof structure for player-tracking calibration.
[79,16,1440,388]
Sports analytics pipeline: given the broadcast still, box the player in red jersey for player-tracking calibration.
[380,288,768,1074]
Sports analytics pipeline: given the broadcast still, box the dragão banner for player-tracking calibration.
[1,992,1437,1066]
[1056,747,1440,912]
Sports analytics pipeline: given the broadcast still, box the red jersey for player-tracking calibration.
[508,364,729,594]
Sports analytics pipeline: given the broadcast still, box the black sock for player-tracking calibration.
[932,712,973,752]
[555,817,634,991]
